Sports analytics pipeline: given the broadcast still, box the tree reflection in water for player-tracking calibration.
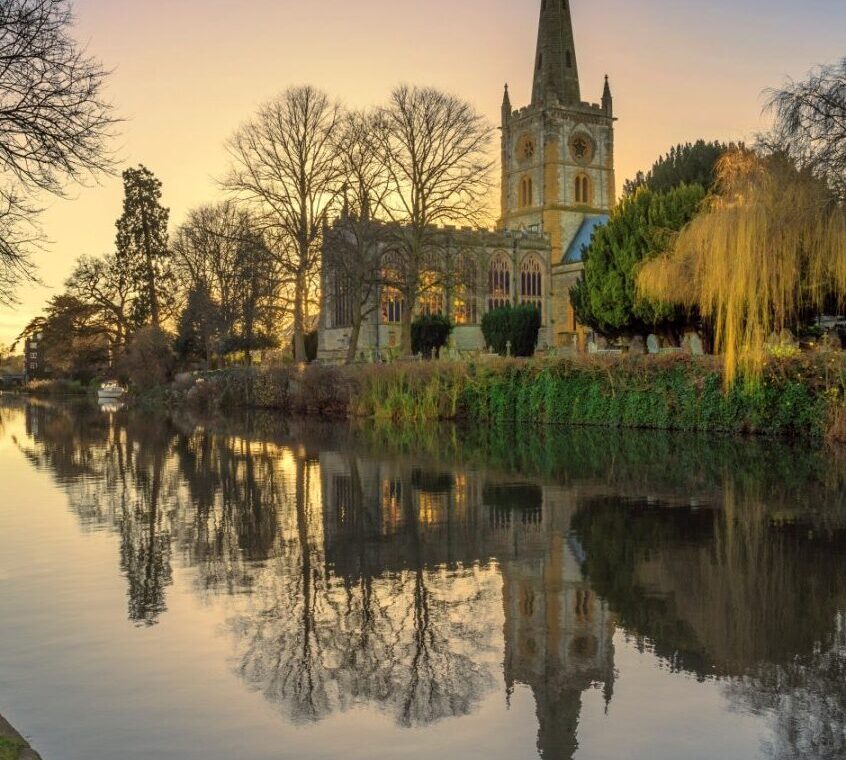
[12,400,846,759]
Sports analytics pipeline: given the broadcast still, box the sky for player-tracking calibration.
[1,0,844,347]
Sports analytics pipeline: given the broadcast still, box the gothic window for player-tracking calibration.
[575,173,591,205]
[520,255,543,320]
[520,176,533,208]
[453,257,478,325]
[488,254,511,312]
[381,290,404,324]
[418,272,445,317]
[330,271,353,328]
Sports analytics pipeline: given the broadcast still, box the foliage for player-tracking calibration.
[118,326,175,392]
[0,0,116,305]
[175,286,223,365]
[481,304,542,357]
[0,736,24,760]
[638,150,846,383]
[411,315,453,358]
[571,183,707,338]
[173,202,280,364]
[623,140,735,196]
[115,165,173,328]
[766,58,846,202]
[16,294,111,381]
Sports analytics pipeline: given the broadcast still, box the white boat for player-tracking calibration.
[98,382,127,401]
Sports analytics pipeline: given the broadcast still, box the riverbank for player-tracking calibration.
[152,353,846,440]
[0,715,42,760]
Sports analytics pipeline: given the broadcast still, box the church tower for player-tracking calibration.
[499,0,616,348]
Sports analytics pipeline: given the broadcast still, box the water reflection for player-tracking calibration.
[8,398,846,759]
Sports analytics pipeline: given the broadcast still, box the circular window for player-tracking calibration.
[517,134,536,162]
[569,132,595,164]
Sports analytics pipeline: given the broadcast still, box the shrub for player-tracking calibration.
[118,326,176,392]
[411,315,453,359]
[481,304,541,357]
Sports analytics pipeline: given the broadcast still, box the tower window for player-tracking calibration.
[520,176,533,208]
[537,54,543,71]
[575,174,591,205]
[566,51,572,68]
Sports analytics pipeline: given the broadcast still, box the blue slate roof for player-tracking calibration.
[563,214,609,264]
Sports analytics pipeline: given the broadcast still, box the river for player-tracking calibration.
[0,396,845,760]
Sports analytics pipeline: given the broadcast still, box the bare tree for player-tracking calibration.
[65,253,133,352]
[224,86,343,362]
[0,0,116,303]
[766,59,846,201]
[373,86,494,354]
[324,110,392,363]
[173,201,249,332]
[173,202,281,364]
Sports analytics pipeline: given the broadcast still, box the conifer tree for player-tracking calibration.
[571,183,706,339]
[115,166,172,328]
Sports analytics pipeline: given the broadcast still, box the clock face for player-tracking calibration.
[570,133,594,164]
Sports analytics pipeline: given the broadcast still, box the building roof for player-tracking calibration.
[563,215,609,265]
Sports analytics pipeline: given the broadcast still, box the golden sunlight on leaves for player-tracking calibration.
[638,150,846,384]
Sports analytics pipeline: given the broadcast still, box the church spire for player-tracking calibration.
[532,0,581,107]
[602,74,613,117]
[501,83,512,123]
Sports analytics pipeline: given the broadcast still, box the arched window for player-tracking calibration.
[488,254,511,312]
[520,176,533,208]
[520,255,543,319]
[574,173,591,205]
[380,263,405,324]
[566,50,572,68]
[453,256,478,325]
[418,271,445,317]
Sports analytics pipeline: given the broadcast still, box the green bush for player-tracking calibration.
[481,304,541,357]
[411,315,453,359]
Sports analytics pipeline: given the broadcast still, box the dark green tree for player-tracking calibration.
[175,286,223,367]
[116,166,172,328]
[624,140,735,196]
[571,183,707,339]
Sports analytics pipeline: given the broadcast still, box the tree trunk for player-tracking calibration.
[293,269,307,363]
[401,291,415,357]
[346,313,364,365]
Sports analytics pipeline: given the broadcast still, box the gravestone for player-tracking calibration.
[684,331,705,356]
[647,334,661,355]
[629,335,646,355]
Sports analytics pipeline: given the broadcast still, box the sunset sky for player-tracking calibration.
[1,0,844,346]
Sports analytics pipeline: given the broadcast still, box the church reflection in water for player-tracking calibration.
[13,398,846,760]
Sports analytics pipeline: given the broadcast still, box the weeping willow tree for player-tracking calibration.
[638,150,846,384]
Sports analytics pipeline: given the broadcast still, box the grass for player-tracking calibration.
[0,737,24,760]
[167,352,846,440]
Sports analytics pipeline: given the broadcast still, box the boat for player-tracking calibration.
[98,382,127,401]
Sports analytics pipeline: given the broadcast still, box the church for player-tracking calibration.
[318,0,616,361]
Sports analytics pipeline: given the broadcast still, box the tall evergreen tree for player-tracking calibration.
[624,140,736,196]
[115,166,172,328]
[571,183,707,339]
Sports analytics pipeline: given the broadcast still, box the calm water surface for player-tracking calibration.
[1,397,845,760]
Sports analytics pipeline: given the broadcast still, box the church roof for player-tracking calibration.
[563,215,609,264]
